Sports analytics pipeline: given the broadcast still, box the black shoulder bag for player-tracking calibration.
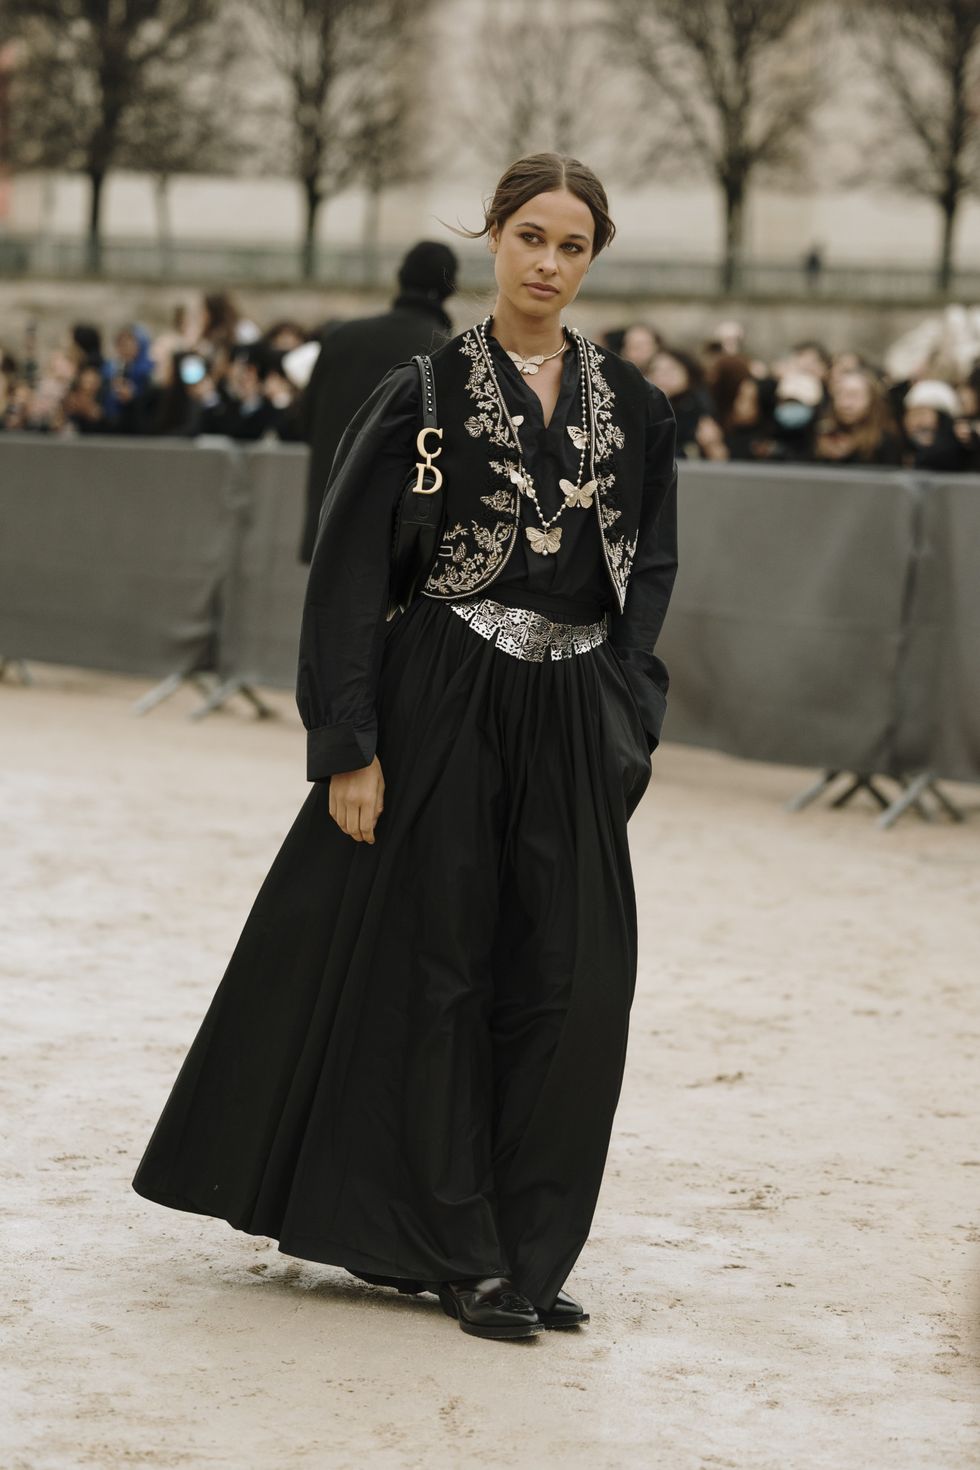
[387,353,445,620]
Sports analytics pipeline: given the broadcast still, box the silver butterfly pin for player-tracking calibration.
[567,425,589,450]
[560,478,597,508]
[526,525,562,555]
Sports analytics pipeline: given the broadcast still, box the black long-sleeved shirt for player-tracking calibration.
[297,334,678,780]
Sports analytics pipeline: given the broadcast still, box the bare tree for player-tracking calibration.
[6,0,224,272]
[247,0,435,280]
[854,0,980,293]
[602,0,826,289]
[118,32,243,271]
[342,0,435,283]
[457,0,612,173]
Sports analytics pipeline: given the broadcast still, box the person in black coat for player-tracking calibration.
[297,241,458,563]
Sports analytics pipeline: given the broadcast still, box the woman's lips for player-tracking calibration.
[526,283,559,297]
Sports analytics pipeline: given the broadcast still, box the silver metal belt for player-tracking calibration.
[447,597,609,662]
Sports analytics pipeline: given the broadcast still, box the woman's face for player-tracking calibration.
[904,405,938,444]
[489,189,594,320]
[650,351,689,398]
[623,325,658,373]
[731,376,759,425]
[833,371,873,426]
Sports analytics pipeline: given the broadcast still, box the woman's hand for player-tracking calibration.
[328,755,385,843]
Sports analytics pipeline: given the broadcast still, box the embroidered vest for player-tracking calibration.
[420,325,649,614]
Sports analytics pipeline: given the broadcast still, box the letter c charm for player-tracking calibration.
[413,425,443,494]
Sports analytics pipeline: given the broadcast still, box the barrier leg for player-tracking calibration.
[188,675,275,722]
[786,769,841,811]
[830,773,891,810]
[132,670,219,716]
[0,658,33,685]
[877,772,966,829]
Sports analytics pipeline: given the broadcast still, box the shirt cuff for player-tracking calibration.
[306,721,376,781]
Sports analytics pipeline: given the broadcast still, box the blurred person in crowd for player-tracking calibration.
[700,319,752,380]
[601,324,627,354]
[63,362,109,434]
[263,320,308,354]
[787,340,832,385]
[803,243,824,293]
[813,369,903,466]
[649,344,726,459]
[770,371,824,461]
[151,302,198,384]
[901,380,977,471]
[297,239,459,564]
[68,322,105,370]
[199,290,260,356]
[143,348,226,437]
[105,324,156,430]
[619,322,659,377]
[207,342,295,441]
[709,354,779,461]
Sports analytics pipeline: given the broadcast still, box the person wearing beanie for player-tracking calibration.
[296,240,459,563]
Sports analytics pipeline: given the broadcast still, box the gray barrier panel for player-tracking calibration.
[216,442,310,689]
[658,463,917,773]
[0,434,243,679]
[901,476,980,781]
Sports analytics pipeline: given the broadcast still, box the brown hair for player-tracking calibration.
[817,370,898,462]
[708,354,756,431]
[451,152,616,259]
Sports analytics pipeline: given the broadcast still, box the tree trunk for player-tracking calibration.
[302,178,322,281]
[362,183,381,288]
[86,169,105,275]
[153,175,174,277]
[721,180,745,294]
[937,190,958,294]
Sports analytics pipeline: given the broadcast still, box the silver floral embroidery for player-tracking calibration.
[480,488,513,511]
[581,336,632,608]
[425,519,514,595]
[447,598,609,661]
[423,326,634,605]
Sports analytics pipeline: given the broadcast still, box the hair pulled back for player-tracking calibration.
[453,152,616,259]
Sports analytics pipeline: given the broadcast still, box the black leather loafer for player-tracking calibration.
[437,1275,543,1339]
[535,1289,589,1328]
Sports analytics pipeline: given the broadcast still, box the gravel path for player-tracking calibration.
[4,665,978,1469]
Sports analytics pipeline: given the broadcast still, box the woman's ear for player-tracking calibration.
[488,223,498,255]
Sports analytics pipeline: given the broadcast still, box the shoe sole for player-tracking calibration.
[540,1314,589,1329]
[438,1287,543,1340]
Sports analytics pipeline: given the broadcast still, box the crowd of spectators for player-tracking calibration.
[605,317,980,473]
[0,293,311,444]
[3,291,980,472]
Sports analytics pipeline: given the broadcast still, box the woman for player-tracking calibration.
[132,153,679,1342]
[813,368,902,466]
[649,343,727,460]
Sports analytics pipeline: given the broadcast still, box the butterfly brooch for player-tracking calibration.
[567,425,589,450]
[560,478,597,509]
[526,525,563,555]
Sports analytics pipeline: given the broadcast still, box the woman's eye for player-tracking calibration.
[563,243,583,253]
[521,232,540,244]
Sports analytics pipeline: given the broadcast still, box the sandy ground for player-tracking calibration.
[3,663,979,1470]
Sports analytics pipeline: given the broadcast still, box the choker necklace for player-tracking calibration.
[504,336,568,375]
[477,315,596,556]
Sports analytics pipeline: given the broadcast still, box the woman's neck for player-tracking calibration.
[488,296,565,358]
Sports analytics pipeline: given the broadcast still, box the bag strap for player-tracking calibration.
[412,353,437,430]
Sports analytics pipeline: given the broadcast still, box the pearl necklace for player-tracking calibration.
[476,315,597,556]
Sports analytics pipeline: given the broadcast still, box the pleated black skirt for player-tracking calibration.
[131,591,653,1311]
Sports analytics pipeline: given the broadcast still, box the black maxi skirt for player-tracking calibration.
[131,591,653,1312]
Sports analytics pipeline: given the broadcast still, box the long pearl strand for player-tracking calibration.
[477,315,594,551]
